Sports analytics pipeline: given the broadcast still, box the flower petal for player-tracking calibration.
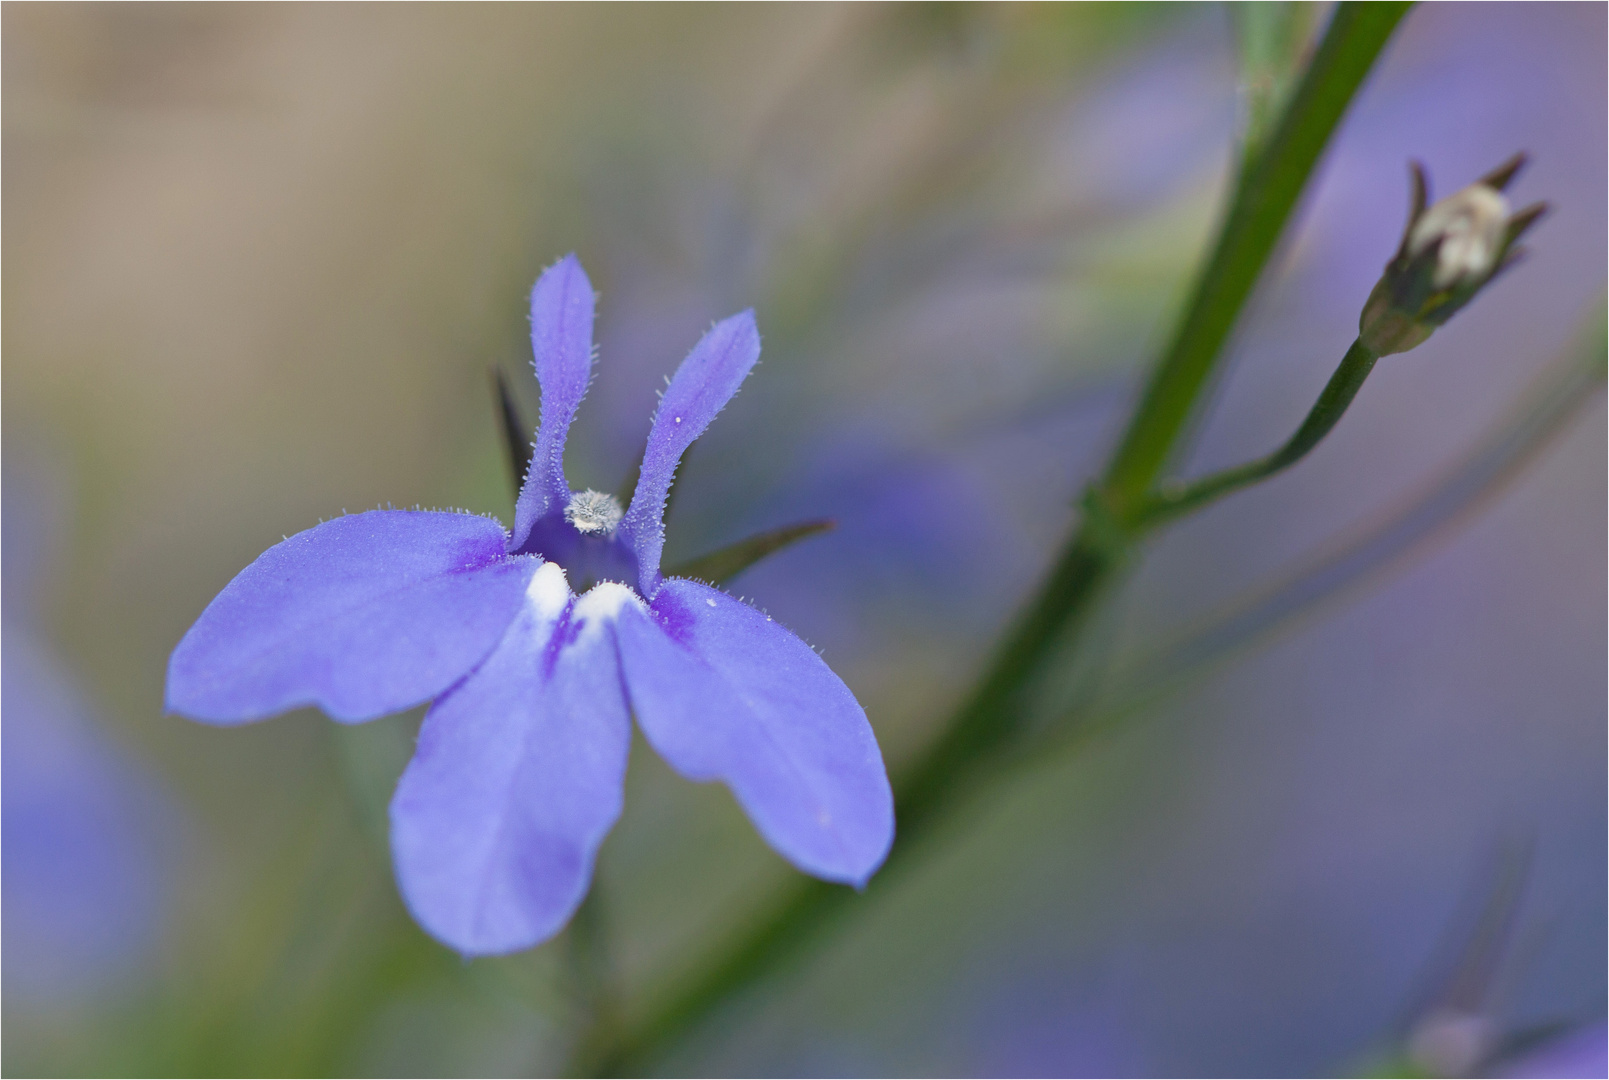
[513,254,596,550]
[390,565,633,955]
[619,311,760,594]
[614,577,893,885]
[166,511,534,724]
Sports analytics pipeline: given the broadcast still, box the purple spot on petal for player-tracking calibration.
[649,584,696,647]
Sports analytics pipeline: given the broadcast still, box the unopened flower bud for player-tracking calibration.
[1358,153,1547,356]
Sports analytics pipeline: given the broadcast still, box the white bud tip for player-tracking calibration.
[1408,183,1510,288]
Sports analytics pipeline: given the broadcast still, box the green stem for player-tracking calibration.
[1130,338,1378,529]
[569,5,1409,1073]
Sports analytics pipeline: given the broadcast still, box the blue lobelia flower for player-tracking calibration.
[167,255,894,955]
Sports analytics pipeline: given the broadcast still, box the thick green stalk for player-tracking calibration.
[1233,2,1322,162]
[1131,338,1379,528]
[570,6,1409,1073]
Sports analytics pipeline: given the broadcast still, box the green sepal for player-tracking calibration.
[667,519,836,586]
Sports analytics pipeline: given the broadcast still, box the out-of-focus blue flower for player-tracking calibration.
[3,635,173,1003]
[3,467,177,1005]
[166,255,894,956]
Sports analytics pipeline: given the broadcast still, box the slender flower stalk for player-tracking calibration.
[1132,338,1379,529]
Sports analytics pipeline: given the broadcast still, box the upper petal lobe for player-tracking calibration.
[614,577,893,885]
[513,254,596,549]
[166,510,534,724]
[619,311,761,594]
[390,566,633,955]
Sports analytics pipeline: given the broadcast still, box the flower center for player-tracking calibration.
[514,489,639,595]
[564,489,624,536]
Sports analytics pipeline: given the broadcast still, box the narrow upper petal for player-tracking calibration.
[614,577,893,885]
[618,311,760,595]
[390,565,634,955]
[513,254,596,550]
[166,511,534,724]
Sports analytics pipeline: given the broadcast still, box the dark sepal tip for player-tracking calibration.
[1478,151,1528,192]
[493,367,534,501]
[1397,160,1431,258]
[1408,160,1429,222]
